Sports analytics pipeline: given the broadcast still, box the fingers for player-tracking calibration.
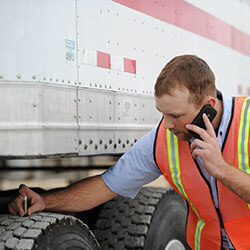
[186,123,210,141]
[191,148,203,159]
[202,114,216,138]
[8,194,25,216]
[8,184,42,216]
[8,203,17,215]
[190,138,206,152]
[186,114,216,141]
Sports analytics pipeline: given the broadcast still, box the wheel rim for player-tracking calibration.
[164,239,186,250]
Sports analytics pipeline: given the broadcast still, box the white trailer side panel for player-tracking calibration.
[0,0,250,157]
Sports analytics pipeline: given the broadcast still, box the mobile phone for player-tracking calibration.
[188,104,217,139]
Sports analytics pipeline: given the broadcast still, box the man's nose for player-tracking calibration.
[163,118,175,129]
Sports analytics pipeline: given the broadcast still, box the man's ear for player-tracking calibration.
[205,97,216,107]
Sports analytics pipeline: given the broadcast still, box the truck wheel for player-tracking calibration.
[94,187,190,250]
[0,212,99,250]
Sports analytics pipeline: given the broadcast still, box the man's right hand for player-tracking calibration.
[8,184,45,216]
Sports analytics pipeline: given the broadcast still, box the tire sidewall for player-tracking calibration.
[143,190,190,250]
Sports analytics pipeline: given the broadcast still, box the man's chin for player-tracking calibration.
[174,132,192,141]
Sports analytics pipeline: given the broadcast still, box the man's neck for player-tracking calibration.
[212,98,223,131]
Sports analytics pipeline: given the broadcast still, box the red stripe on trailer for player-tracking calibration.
[97,51,111,69]
[238,85,243,94]
[247,87,250,96]
[124,58,136,74]
[113,0,250,57]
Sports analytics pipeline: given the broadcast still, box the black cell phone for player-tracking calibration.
[188,104,217,139]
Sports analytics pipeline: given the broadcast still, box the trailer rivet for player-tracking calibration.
[78,139,82,145]
[0,74,3,79]
[32,75,36,80]
[17,74,22,79]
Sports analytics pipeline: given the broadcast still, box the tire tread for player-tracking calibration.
[0,212,99,249]
[94,187,173,249]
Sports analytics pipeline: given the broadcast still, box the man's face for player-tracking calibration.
[155,87,201,141]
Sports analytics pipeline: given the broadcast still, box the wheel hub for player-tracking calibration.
[164,239,186,250]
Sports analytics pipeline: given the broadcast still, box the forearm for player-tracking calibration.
[42,175,117,212]
[217,162,250,204]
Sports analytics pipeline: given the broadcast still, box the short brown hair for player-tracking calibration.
[154,55,216,107]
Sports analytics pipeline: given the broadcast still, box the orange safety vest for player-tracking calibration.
[154,97,250,250]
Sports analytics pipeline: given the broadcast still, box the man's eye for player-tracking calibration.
[172,115,181,119]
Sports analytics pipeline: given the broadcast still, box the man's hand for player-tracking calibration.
[8,184,45,216]
[186,113,226,178]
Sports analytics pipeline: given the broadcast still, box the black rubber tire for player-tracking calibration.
[0,212,99,250]
[93,187,190,250]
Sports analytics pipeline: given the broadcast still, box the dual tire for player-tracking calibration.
[94,187,190,250]
[0,187,188,249]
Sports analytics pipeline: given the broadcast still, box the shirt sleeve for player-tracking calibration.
[101,127,162,199]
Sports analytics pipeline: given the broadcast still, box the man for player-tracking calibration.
[9,55,250,249]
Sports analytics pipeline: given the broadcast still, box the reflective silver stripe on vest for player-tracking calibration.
[240,98,250,173]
